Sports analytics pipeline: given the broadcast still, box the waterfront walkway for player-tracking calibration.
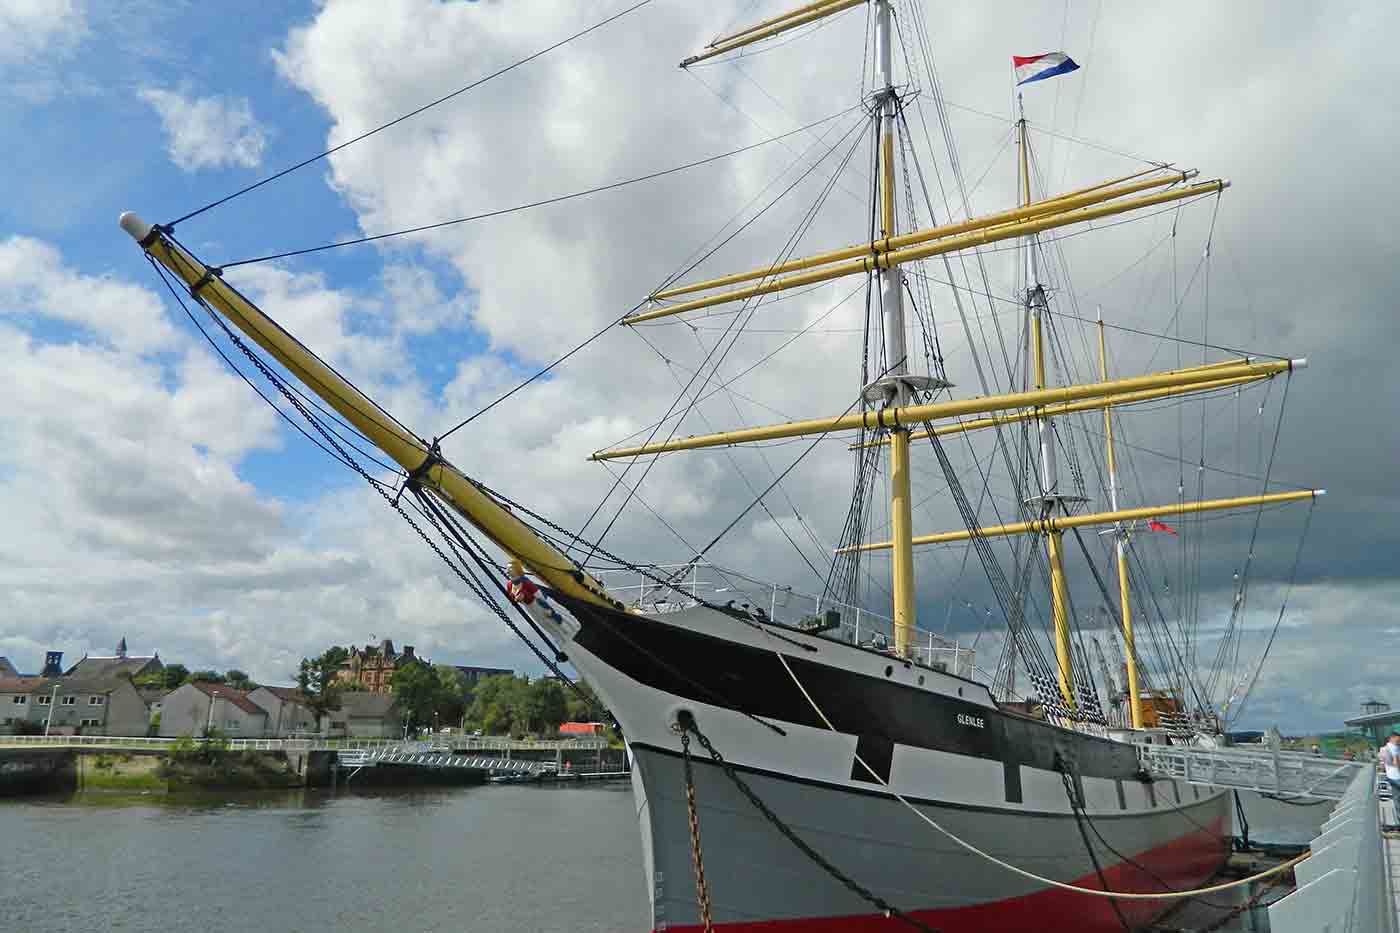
[1261,766,1399,931]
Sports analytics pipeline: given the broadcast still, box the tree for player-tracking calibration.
[188,670,225,684]
[524,679,568,735]
[432,665,468,728]
[390,663,461,731]
[161,664,190,690]
[224,669,253,690]
[465,674,525,736]
[297,646,349,732]
[566,679,608,723]
[389,664,434,729]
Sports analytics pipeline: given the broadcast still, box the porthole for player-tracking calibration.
[884,665,893,677]
[957,687,963,697]
[917,675,925,685]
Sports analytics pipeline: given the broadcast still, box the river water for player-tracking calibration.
[1,783,1306,932]
[1,784,650,932]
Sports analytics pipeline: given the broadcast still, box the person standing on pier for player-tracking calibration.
[1380,733,1400,800]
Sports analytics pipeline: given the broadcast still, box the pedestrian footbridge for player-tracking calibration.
[336,743,556,774]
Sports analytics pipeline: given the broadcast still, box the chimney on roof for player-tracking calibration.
[402,646,415,662]
[116,637,128,659]
[41,651,63,677]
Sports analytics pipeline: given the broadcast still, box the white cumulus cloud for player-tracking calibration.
[0,0,86,68]
[139,86,268,172]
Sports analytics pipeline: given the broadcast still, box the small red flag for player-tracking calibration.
[1148,519,1178,536]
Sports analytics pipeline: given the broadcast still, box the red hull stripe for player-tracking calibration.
[658,817,1229,933]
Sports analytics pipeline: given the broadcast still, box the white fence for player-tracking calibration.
[1267,766,1398,933]
[0,734,608,752]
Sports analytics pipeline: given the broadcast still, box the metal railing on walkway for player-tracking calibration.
[338,748,556,773]
[1139,742,1364,801]
[1266,766,1398,932]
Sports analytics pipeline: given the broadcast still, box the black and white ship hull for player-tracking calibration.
[536,593,1230,932]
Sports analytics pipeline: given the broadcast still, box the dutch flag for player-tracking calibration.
[1013,52,1080,86]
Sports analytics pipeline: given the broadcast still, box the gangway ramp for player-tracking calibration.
[1139,743,1364,801]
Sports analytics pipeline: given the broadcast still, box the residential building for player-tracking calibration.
[326,692,403,738]
[336,639,422,694]
[65,638,163,681]
[249,686,318,736]
[0,675,149,736]
[158,682,269,738]
[452,665,514,690]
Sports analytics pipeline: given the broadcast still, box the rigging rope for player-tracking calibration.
[218,107,863,269]
[164,0,658,227]
[755,625,1312,901]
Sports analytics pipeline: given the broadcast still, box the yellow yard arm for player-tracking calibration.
[838,489,1324,553]
[651,169,1197,302]
[682,0,866,68]
[851,370,1261,449]
[120,213,620,612]
[625,178,1226,324]
[589,357,1299,461]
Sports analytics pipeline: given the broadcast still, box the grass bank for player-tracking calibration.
[75,747,301,792]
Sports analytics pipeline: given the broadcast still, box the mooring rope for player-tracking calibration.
[751,633,1310,900]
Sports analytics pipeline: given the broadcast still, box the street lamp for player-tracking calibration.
[43,683,59,736]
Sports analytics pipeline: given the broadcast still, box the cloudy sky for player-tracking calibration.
[1,0,1394,732]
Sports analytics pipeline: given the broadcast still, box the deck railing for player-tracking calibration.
[594,561,976,678]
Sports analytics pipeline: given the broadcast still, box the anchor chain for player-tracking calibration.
[677,713,939,932]
[679,729,716,933]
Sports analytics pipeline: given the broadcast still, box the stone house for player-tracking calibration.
[0,675,149,736]
[326,692,404,738]
[248,686,318,736]
[336,639,422,694]
[158,682,269,738]
[64,638,163,681]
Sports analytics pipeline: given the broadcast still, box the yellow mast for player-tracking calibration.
[868,0,919,657]
[118,214,620,613]
[1019,107,1075,708]
[1098,311,1144,729]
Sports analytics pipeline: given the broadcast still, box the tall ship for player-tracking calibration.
[117,2,1321,929]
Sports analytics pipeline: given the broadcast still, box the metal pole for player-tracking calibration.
[1099,309,1144,729]
[1020,98,1075,709]
[874,0,918,658]
[44,683,59,736]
